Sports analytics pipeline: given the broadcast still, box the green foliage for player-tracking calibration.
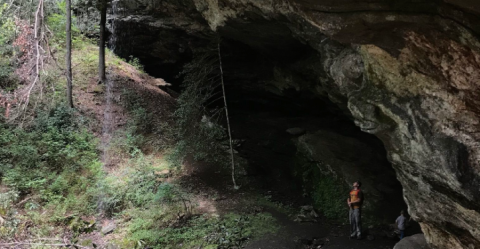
[109,89,153,156]
[125,212,278,249]
[169,50,230,168]
[311,175,348,220]
[128,55,144,73]
[0,105,101,214]
[0,190,21,239]
[294,154,349,221]
[97,154,170,216]
[0,3,14,45]
[0,3,17,89]
[47,0,80,43]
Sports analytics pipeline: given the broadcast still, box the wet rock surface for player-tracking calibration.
[108,0,480,248]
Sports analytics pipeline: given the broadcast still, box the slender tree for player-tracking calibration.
[98,0,107,83]
[217,42,238,190]
[66,0,73,108]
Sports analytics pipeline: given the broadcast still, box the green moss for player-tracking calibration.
[311,175,348,220]
[294,152,349,221]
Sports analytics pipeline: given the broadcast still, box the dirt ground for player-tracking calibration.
[181,160,401,249]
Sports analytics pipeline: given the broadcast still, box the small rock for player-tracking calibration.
[101,222,116,235]
[295,206,319,222]
[286,127,306,136]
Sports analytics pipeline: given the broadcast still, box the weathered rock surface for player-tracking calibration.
[296,130,402,220]
[394,234,430,249]
[108,0,480,248]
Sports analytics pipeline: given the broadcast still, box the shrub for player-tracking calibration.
[169,50,231,168]
[0,190,21,239]
[294,153,349,221]
[0,3,17,89]
[0,105,100,215]
[97,154,170,216]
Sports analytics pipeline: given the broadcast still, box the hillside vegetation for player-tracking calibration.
[0,3,281,248]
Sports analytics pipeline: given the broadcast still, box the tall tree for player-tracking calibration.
[66,0,73,108]
[98,0,107,83]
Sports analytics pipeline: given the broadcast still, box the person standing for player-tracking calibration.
[348,181,363,239]
[396,210,407,239]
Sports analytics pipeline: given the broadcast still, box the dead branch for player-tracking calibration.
[21,0,44,110]
[6,0,54,122]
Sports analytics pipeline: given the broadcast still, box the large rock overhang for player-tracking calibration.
[108,0,480,248]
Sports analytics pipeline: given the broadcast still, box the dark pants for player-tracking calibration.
[400,230,405,239]
[349,208,362,238]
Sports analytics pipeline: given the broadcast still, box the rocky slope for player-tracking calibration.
[107,1,480,248]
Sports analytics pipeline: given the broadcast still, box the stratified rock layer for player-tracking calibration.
[109,1,480,248]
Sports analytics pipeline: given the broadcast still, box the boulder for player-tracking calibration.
[394,234,429,249]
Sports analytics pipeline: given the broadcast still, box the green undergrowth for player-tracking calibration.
[99,145,280,248]
[98,154,174,216]
[0,106,102,239]
[294,153,349,221]
[0,8,283,247]
[119,212,278,249]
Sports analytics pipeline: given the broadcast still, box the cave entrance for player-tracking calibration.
[132,21,409,225]
[217,38,409,224]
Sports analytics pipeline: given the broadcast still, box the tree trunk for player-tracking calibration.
[218,42,238,190]
[99,3,107,83]
[66,0,73,108]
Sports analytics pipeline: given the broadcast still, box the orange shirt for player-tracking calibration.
[349,189,363,209]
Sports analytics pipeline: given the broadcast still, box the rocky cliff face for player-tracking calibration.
[109,1,480,248]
